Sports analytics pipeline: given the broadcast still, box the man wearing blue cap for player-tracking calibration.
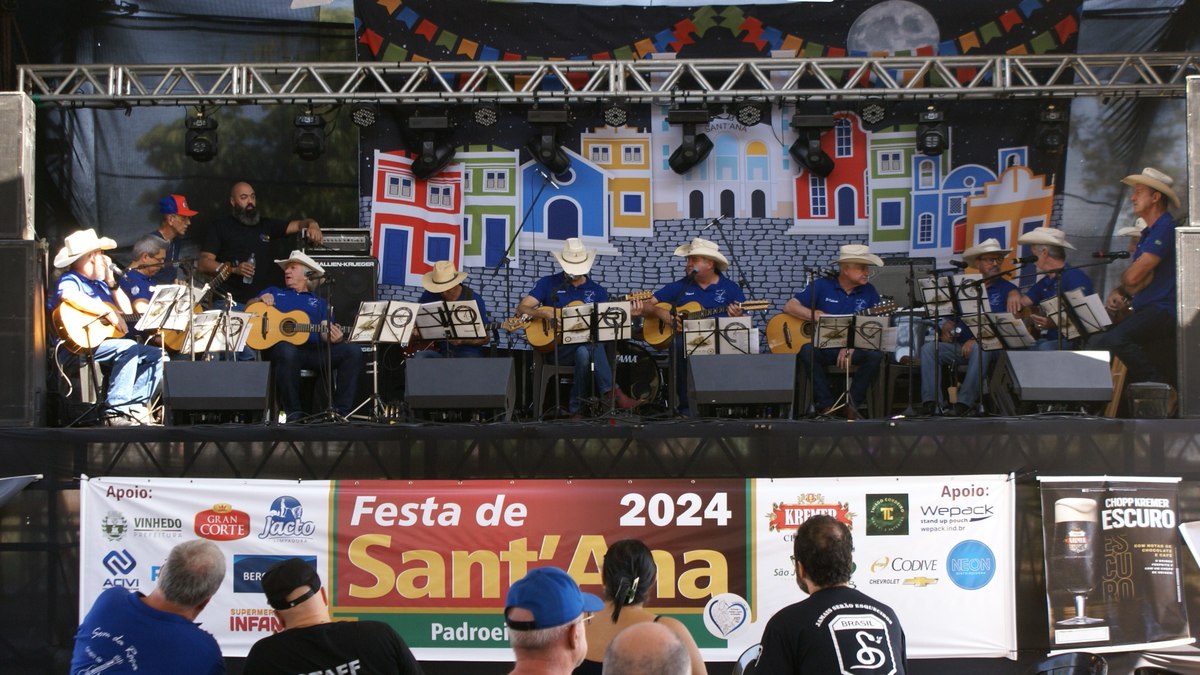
[505,566,603,675]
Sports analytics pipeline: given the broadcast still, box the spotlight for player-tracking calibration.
[294,110,327,161]
[525,108,573,175]
[602,100,628,128]
[408,113,456,181]
[733,99,769,127]
[788,114,836,178]
[349,102,378,128]
[1036,105,1067,151]
[666,108,713,175]
[916,106,948,156]
[473,101,499,127]
[861,102,886,126]
[184,109,218,162]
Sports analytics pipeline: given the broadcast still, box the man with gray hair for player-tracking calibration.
[602,622,690,675]
[70,539,226,674]
[505,566,603,675]
[119,235,170,309]
[1016,227,1094,351]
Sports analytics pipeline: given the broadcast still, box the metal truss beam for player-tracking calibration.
[17,52,1200,108]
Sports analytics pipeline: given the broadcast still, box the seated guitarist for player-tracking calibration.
[52,228,165,426]
[515,238,639,415]
[1016,227,1093,351]
[414,260,490,358]
[646,237,745,416]
[248,251,365,423]
[782,244,883,420]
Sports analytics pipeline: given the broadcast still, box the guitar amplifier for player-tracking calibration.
[309,255,378,319]
[304,228,371,255]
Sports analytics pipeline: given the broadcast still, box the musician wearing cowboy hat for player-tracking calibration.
[783,244,884,419]
[516,238,640,415]
[1016,227,1094,351]
[51,228,165,426]
[647,237,746,415]
[248,250,365,423]
[413,260,490,358]
[919,239,1021,417]
[1088,167,1180,387]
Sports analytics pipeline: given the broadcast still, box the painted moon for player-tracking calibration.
[847,0,940,54]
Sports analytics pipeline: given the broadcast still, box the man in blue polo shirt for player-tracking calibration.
[1017,227,1094,350]
[783,243,884,419]
[413,260,490,358]
[148,194,198,285]
[249,250,364,422]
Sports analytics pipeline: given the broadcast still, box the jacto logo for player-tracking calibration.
[194,503,251,541]
[100,510,128,542]
[258,496,317,541]
[866,494,909,536]
[767,493,854,531]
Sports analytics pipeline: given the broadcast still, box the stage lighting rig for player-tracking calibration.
[602,100,629,128]
[916,106,948,156]
[1036,105,1067,151]
[525,108,573,175]
[184,108,218,163]
[294,109,327,161]
[788,114,836,178]
[473,102,500,127]
[666,108,713,175]
[732,99,770,127]
[409,113,456,181]
[349,102,378,128]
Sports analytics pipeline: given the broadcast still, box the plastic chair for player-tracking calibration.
[1031,652,1107,675]
[531,350,573,417]
[733,644,761,675]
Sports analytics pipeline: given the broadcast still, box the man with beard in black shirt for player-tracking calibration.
[242,558,423,675]
[198,181,325,305]
[756,515,907,675]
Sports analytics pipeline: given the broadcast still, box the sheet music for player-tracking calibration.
[1040,290,1112,341]
[595,302,633,343]
[349,301,387,343]
[378,301,419,344]
[919,274,983,318]
[683,318,717,356]
[717,316,753,354]
[959,314,1001,351]
[991,312,1036,348]
[559,303,594,345]
[852,316,886,351]
[814,314,852,349]
[180,310,253,354]
[135,285,184,332]
[416,300,486,341]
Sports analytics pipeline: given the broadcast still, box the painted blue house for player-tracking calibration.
[518,148,616,254]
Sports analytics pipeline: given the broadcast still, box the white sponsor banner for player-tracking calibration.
[80,476,331,657]
[729,475,1017,660]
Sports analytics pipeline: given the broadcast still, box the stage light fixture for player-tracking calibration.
[525,108,573,175]
[408,113,456,181]
[666,108,713,175]
[1036,105,1067,151]
[916,106,948,156]
[602,100,628,127]
[733,99,769,127]
[184,109,218,163]
[861,101,886,126]
[473,101,499,127]
[293,110,327,161]
[788,114,836,178]
[349,102,378,128]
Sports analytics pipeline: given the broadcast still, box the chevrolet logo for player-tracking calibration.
[904,577,938,587]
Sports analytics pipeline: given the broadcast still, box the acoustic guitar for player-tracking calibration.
[245,305,351,350]
[506,291,653,352]
[765,301,896,354]
[643,299,771,349]
[160,264,234,352]
[53,301,140,355]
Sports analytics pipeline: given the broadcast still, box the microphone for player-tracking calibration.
[109,262,126,278]
[1011,254,1038,265]
[948,260,970,269]
[1092,250,1131,260]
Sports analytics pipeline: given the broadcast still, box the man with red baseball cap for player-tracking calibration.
[148,193,198,285]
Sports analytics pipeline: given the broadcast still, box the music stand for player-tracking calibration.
[1039,290,1112,343]
[180,310,253,356]
[416,299,487,346]
[813,314,884,416]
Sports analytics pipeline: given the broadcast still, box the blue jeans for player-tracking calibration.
[554,343,614,413]
[91,339,165,413]
[1087,306,1173,383]
[920,341,992,408]
[271,342,365,416]
[799,344,883,411]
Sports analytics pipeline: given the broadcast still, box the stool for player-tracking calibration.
[531,350,574,417]
[796,362,881,418]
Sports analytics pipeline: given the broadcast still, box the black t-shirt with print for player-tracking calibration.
[242,621,424,675]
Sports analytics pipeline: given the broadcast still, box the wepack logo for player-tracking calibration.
[194,503,251,541]
[258,496,317,541]
[100,510,128,542]
[866,494,909,536]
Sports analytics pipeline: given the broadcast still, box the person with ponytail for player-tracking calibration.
[572,539,706,675]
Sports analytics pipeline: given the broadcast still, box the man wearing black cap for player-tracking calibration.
[505,566,603,675]
[242,558,423,675]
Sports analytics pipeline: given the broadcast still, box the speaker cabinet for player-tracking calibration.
[406,358,515,420]
[988,350,1113,415]
[310,255,378,321]
[1177,227,1200,417]
[0,93,35,240]
[163,362,271,410]
[872,256,936,306]
[688,354,794,417]
[0,241,45,425]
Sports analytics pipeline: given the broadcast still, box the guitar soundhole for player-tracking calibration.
[281,319,296,336]
[802,322,815,340]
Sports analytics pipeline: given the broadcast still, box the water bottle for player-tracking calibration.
[242,253,255,285]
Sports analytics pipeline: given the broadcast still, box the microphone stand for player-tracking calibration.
[899,259,922,417]
[304,274,346,424]
[962,267,1019,416]
[705,215,756,295]
[804,268,821,418]
[544,273,573,420]
[667,272,696,417]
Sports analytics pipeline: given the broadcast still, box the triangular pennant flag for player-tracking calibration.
[958,31,980,52]
[1018,0,1042,18]
[395,6,418,28]
[377,0,402,14]
[415,19,437,42]
[435,29,458,52]
[457,38,478,58]
[1030,30,1057,54]
[1055,14,1079,43]
[979,21,1002,45]
[358,28,385,57]
[999,9,1023,31]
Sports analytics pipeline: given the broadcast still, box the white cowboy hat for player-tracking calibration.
[54,228,117,269]
[1017,227,1076,250]
[962,238,1012,265]
[274,249,326,276]
[673,237,729,272]
[834,243,883,267]
[421,260,468,293]
[1116,217,1148,238]
[1121,167,1181,210]
[552,237,596,276]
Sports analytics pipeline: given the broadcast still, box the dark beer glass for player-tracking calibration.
[1052,497,1103,626]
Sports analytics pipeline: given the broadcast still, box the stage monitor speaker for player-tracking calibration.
[688,354,794,415]
[1176,226,1200,417]
[163,362,271,410]
[0,93,35,240]
[873,255,936,307]
[0,241,45,425]
[988,350,1113,415]
[310,255,378,320]
[406,358,515,420]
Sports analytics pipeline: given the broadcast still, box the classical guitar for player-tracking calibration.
[245,305,351,350]
[53,301,140,355]
[160,264,234,352]
[643,299,771,349]
[402,320,508,356]
[765,301,896,354]
[505,291,653,352]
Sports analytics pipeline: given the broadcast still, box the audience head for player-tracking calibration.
[602,539,658,621]
[792,514,854,593]
[505,567,602,666]
[602,621,689,675]
[156,540,226,609]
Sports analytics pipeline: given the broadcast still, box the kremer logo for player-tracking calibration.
[103,549,137,576]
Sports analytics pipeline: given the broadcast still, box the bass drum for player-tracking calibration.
[614,342,663,405]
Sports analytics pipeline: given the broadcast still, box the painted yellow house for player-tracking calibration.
[580,126,653,237]
[964,165,1055,257]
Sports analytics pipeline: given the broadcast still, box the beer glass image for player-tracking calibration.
[1053,497,1104,626]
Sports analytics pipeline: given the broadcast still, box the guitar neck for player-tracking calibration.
[681,301,765,320]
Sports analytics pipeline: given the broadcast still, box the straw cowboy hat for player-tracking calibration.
[54,228,117,269]
[421,260,468,293]
[962,238,1012,266]
[673,237,729,272]
[552,238,596,276]
[274,250,326,277]
[1121,167,1181,210]
[1017,227,1076,250]
[1116,217,1148,238]
[834,243,883,267]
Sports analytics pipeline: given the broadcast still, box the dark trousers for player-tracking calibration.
[799,345,884,411]
[272,342,365,416]
[1087,306,1172,383]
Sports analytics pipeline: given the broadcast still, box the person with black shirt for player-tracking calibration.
[756,515,907,675]
[243,558,423,675]
[198,181,325,305]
